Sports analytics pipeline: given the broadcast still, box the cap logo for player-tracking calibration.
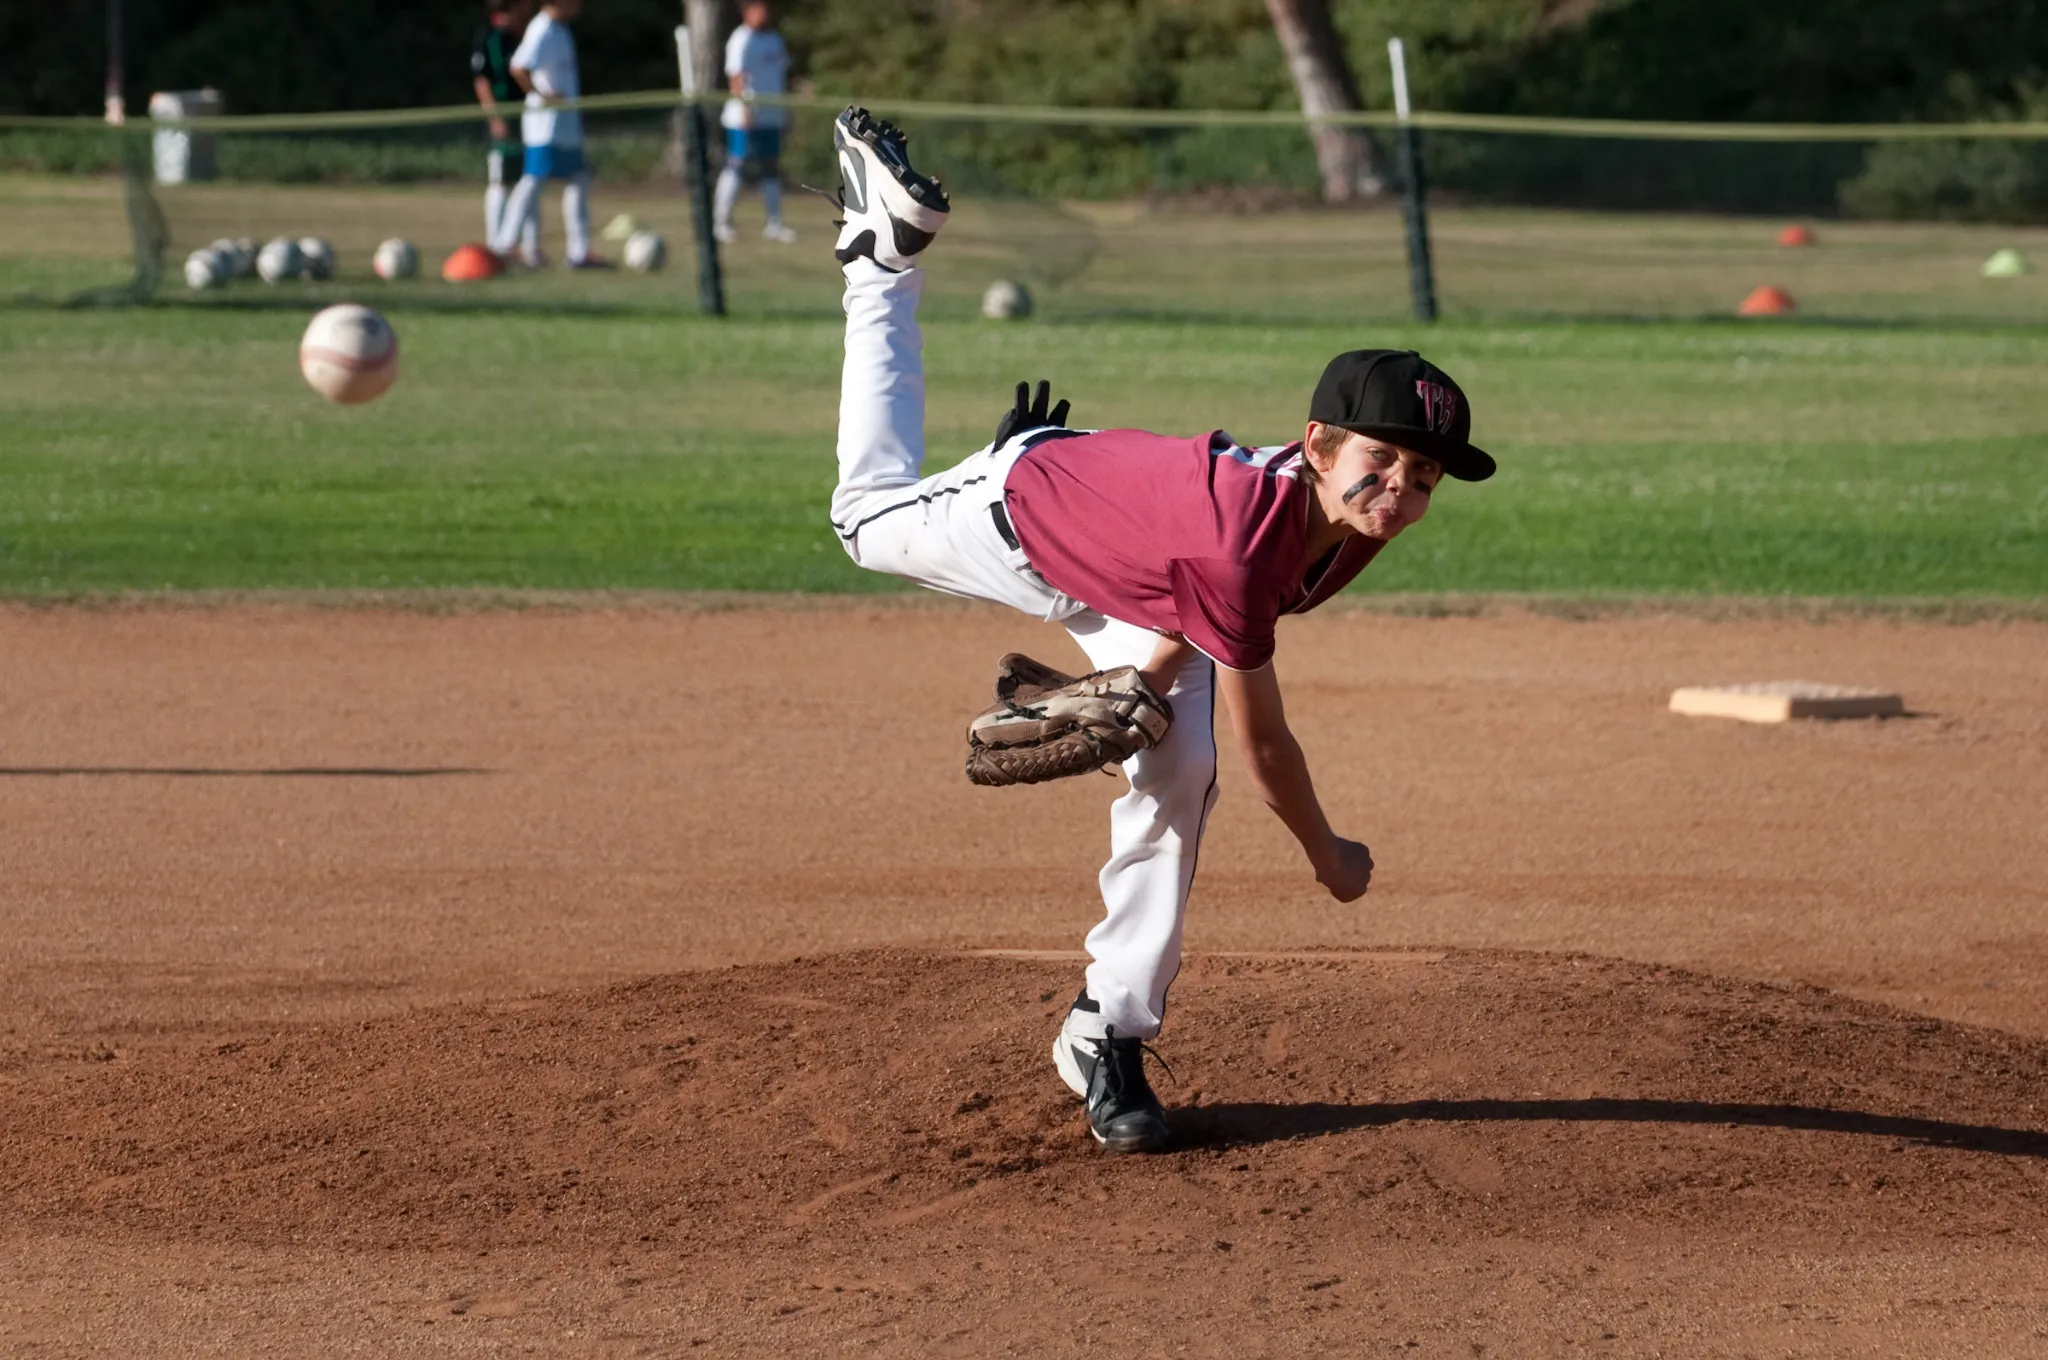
[1415,380,1459,434]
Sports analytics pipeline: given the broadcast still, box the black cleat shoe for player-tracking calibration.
[1053,996,1170,1153]
[831,106,950,272]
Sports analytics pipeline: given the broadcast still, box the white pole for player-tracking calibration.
[1387,37,1412,122]
[1385,37,1436,322]
[675,25,697,98]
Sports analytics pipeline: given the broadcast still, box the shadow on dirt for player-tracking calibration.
[0,765,490,777]
[1179,1098,2048,1158]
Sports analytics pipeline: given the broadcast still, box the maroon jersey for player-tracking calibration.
[1002,429,1383,671]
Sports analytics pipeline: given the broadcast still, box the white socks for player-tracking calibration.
[491,175,541,254]
[563,173,591,264]
[485,182,540,255]
[714,165,787,234]
[713,164,742,235]
[492,174,585,261]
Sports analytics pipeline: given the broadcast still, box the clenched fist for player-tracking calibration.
[1315,836,1375,902]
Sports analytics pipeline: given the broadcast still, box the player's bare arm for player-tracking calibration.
[1138,633,1197,695]
[1216,660,1374,902]
[473,74,511,142]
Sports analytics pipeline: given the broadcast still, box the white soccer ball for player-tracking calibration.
[298,237,336,281]
[257,236,305,283]
[981,278,1033,320]
[184,248,228,291]
[299,303,398,405]
[624,230,667,273]
[373,237,420,281]
[207,237,252,279]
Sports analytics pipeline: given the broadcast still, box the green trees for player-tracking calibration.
[4,0,2041,218]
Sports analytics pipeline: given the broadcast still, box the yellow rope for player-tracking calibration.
[5,91,2045,142]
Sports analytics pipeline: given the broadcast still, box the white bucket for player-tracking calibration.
[150,88,223,185]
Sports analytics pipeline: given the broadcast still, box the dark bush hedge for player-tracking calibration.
[4,0,2042,219]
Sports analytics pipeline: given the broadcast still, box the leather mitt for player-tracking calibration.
[965,653,1174,787]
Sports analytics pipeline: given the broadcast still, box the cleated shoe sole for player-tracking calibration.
[833,106,950,272]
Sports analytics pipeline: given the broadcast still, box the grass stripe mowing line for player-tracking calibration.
[2,306,2042,598]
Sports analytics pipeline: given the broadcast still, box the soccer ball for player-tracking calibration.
[299,303,398,405]
[184,248,228,291]
[373,238,420,281]
[982,279,1033,320]
[207,237,252,279]
[257,236,305,283]
[624,230,667,272]
[299,237,336,281]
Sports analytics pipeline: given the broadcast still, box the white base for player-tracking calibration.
[1670,681,1904,724]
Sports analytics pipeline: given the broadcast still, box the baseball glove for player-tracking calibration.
[965,653,1174,787]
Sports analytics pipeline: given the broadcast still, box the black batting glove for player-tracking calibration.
[992,379,1072,451]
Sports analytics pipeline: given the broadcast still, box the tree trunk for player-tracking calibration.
[670,0,734,178]
[1263,0,1386,202]
[681,0,734,101]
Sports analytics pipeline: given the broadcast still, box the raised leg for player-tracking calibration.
[830,260,1068,618]
[832,259,929,542]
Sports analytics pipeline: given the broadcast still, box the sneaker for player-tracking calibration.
[713,223,736,245]
[514,246,549,269]
[1053,996,1170,1153]
[567,256,616,271]
[762,222,798,244]
[831,105,949,272]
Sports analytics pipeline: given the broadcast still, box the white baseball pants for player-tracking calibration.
[492,168,592,264]
[485,150,540,256]
[834,258,1220,1042]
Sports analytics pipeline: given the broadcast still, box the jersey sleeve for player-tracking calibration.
[470,30,490,79]
[1167,556,1282,672]
[509,20,544,73]
[725,26,750,77]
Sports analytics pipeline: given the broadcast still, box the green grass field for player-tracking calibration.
[2,174,2044,598]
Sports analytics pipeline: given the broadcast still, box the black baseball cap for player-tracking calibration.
[1309,349,1494,482]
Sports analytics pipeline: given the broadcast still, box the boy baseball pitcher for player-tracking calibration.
[827,108,1495,1153]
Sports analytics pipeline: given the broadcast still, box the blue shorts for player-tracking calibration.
[523,143,586,180]
[725,127,781,166]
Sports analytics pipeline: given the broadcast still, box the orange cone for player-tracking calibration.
[1738,285,1796,316]
[441,243,505,283]
[1777,223,1815,247]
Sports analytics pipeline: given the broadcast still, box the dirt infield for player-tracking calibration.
[4,602,2046,1355]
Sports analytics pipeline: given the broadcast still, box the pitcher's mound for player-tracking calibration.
[7,950,2045,1255]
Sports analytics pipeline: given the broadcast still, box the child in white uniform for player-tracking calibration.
[714,1,795,244]
[492,0,609,268]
